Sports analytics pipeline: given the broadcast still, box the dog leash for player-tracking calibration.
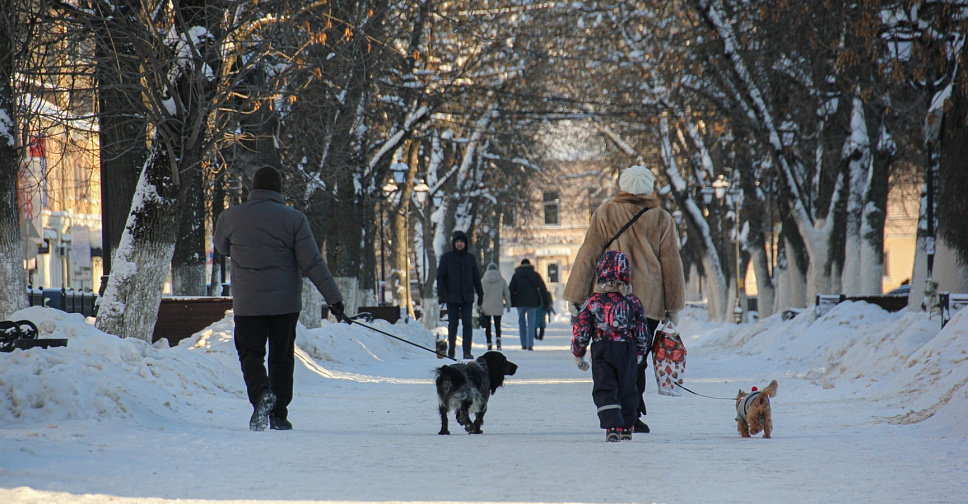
[673,383,734,401]
[348,317,459,362]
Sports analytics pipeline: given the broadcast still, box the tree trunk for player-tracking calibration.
[0,60,26,319]
[937,48,968,288]
[300,278,323,328]
[95,0,147,282]
[171,159,206,295]
[95,149,184,341]
[842,95,872,294]
[750,246,774,318]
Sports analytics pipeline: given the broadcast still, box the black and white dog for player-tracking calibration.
[435,351,518,435]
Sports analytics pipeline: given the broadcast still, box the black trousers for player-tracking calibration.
[234,312,299,417]
[591,339,639,429]
[481,314,503,343]
[447,302,474,357]
[636,317,661,416]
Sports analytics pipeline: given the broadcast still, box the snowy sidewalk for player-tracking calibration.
[1,306,967,503]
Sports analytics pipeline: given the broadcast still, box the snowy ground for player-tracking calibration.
[1,301,967,504]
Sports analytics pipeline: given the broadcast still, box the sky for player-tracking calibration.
[1,299,966,504]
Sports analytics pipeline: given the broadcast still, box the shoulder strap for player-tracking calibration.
[602,206,650,255]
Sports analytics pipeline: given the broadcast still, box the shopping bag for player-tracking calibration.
[651,321,686,396]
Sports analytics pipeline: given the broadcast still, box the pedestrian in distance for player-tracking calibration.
[436,230,484,359]
[480,263,512,351]
[214,166,351,432]
[572,250,651,442]
[564,164,686,434]
[509,258,550,351]
[534,289,555,342]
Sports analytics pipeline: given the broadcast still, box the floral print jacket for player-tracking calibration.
[572,292,650,358]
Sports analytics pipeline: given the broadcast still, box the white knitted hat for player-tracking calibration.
[619,165,656,195]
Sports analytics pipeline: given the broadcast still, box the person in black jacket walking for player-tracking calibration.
[436,230,484,359]
[509,259,550,350]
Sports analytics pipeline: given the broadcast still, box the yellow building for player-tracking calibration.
[501,161,616,302]
[18,107,102,293]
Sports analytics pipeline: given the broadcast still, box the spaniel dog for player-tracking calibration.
[735,380,778,438]
[436,351,517,435]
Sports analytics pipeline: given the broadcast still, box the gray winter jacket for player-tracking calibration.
[480,269,511,316]
[213,189,342,316]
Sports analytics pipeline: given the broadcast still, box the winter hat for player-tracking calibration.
[520,259,531,265]
[252,166,283,193]
[487,263,498,271]
[596,250,631,285]
[452,230,468,248]
[619,165,656,195]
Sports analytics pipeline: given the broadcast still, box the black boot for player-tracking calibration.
[605,428,621,442]
[249,390,277,432]
[634,418,650,433]
[269,412,293,430]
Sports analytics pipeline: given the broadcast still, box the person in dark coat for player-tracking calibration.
[509,259,549,350]
[436,230,484,359]
[214,166,349,432]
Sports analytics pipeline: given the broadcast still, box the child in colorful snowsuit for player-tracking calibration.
[572,250,650,442]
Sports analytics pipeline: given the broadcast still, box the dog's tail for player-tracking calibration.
[761,380,778,398]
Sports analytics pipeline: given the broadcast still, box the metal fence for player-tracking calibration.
[26,287,99,318]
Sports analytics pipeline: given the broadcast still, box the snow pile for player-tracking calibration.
[3,301,967,438]
[697,301,968,437]
[0,307,436,426]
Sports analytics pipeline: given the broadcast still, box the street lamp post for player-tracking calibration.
[410,179,429,318]
[379,179,399,305]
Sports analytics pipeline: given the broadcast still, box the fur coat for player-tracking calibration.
[563,192,685,320]
[480,269,512,316]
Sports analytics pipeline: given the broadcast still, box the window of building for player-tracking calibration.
[543,191,560,226]
[503,208,515,228]
[547,263,559,283]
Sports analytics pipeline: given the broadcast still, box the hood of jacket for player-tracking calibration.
[483,269,504,284]
[597,250,631,285]
[452,230,469,254]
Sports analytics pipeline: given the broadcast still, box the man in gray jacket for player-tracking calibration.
[214,166,349,431]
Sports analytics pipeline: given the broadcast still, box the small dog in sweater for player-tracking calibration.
[735,380,778,438]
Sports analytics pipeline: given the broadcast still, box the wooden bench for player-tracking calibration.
[152,297,233,346]
[815,294,909,317]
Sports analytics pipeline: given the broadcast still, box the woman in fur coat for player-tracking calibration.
[563,165,686,434]
[480,263,512,350]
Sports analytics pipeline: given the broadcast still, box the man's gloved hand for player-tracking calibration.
[575,356,590,372]
[438,296,446,306]
[568,302,581,317]
[666,311,680,326]
[330,301,352,324]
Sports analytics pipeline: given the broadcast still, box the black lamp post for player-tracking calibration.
[379,178,398,305]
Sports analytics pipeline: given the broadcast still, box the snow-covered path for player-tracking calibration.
[2,307,967,503]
